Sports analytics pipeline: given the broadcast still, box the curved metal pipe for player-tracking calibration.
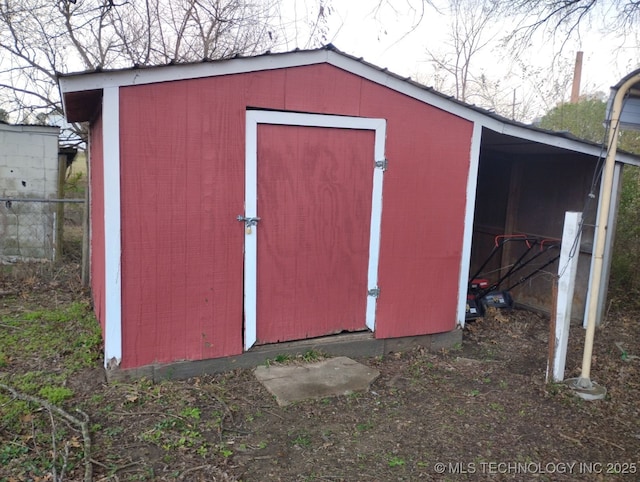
[578,72,640,387]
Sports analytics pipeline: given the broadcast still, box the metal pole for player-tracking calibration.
[568,72,640,400]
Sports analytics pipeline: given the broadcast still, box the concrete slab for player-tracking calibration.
[254,356,380,406]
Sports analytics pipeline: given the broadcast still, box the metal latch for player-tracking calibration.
[368,287,380,298]
[237,215,260,234]
[237,215,260,226]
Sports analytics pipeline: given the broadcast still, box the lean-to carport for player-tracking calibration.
[468,121,640,328]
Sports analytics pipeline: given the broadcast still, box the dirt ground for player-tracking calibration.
[1,261,639,482]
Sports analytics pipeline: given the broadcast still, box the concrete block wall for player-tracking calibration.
[0,123,60,261]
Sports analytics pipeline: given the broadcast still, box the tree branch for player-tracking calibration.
[0,382,92,482]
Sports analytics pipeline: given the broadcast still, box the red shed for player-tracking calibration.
[59,46,635,379]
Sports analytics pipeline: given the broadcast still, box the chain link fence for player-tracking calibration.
[0,197,84,263]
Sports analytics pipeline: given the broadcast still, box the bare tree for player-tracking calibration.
[393,0,640,39]
[506,0,640,43]
[274,0,333,50]
[0,0,293,144]
[424,0,500,103]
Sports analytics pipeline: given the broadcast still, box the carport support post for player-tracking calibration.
[567,73,640,399]
[548,212,582,382]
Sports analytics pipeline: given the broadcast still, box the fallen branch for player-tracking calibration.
[0,382,92,482]
[0,322,22,329]
[93,459,141,481]
[589,434,625,451]
[178,464,213,480]
[558,432,583,446]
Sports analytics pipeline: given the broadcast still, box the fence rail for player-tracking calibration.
[1,198,84,204]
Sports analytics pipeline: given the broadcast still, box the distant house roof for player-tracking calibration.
[58,44,640,166]
[0,122,59,135]
[607,68,640,132]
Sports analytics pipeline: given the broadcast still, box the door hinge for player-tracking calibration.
[374,158,388,171]
[368,287,380,298]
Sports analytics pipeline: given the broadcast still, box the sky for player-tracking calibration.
[279,0,640,122]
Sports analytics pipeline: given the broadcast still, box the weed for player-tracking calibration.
[196,445,209,457]
[291,433,312,448]
[355,421,374,433]
[103,426,124,437]
[219,444,233,457]
[38,386,74,405]
[274,353,293,363]
[0,301,102,377]
[409,361,423,377]
[301,349,324,362]
[179,407,201,420]
[469,389,480,397]
[388,455,405,467]
[0,399,33,431]
[0,440,29,465]
[266,350,326,366]
[347,391,363,401]
[489,402,504,412]
[545,382,563,397]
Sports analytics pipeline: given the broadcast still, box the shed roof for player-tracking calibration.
[58,44,640,166]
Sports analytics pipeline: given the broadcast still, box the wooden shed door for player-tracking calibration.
[242,112,387,349]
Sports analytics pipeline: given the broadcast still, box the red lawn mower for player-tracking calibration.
[466,234,561,321]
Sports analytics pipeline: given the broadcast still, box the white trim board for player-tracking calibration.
[243,110,386,350]
[103,86,122,368]
[457,123,483,327]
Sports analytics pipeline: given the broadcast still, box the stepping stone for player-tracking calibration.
[254,356,380,406]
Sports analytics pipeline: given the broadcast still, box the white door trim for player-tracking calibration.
[243,110,387,350]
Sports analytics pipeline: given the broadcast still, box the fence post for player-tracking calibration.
[81,157,90,287]
[56,154,66,262]
[547,211,583,382]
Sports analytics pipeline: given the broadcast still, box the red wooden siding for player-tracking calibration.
[359,81,473,337]
[119,81,246,368]
[115,63,472,367]
[256,124,374,343]
[89,113,105,333]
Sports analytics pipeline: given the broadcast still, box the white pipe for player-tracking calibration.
[578,72,640,387]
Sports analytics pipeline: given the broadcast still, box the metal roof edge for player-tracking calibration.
[57,45,640,165]
[0,123,60,136]
[58,47,331,93]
